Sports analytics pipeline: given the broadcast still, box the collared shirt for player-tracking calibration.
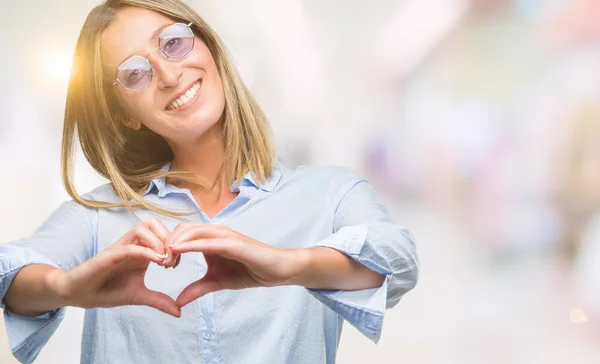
[0,162,419,364]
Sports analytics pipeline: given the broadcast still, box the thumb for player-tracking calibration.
[132,289,181,318]
[176,276,223,308]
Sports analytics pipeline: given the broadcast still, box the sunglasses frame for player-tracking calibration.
[112,22,194,91]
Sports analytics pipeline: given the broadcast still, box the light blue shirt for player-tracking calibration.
[0,163,419,364]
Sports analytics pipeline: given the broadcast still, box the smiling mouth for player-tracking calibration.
[166,80,202,111]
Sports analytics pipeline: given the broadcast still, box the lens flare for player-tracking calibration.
[43,51,73,85]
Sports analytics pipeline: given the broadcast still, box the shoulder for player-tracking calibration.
[80,183,121,203]
[289,165,360,179]
[35,184,118,232]
[50,183,120,217]
[278,165,366,198]
[284,165,364,184]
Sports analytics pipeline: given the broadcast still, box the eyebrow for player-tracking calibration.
[151,23,172,41]
[115,23,172,68]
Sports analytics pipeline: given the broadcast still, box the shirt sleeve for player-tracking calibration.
[0,200,96,363]
[307,177,419,343]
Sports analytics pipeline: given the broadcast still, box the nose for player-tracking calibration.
[149,53,182,89]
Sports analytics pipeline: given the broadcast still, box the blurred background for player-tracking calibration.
[2,0,600,363]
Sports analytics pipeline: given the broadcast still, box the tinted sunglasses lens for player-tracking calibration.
[117,56,153,90]
[159,23,195,59]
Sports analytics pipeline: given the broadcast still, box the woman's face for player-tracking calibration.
[102,7,225,145]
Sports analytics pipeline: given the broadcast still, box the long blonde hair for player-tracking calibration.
[63,0,275,216]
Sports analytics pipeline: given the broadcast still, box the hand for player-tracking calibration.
[52,218,181,317]
[168,223,303,307]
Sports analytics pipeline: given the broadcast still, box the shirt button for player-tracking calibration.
[203,332,213,340]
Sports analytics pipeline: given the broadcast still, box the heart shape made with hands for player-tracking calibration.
[144,220,299,309]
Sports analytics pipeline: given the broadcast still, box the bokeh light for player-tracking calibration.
[42,50,73,85]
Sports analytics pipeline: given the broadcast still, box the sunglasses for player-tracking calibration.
[112,22,195,91]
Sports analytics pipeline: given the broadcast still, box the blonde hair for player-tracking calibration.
[63,0,275,216]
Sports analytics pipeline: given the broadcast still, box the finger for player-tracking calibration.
[168,224,229,248]
[109,245,167,266]
[132,289,181,318]
[165,224,187,262]
[145,218,176,267]
[69,245,165,288]
[176,277,223,308]
[115,225,166,258]
[167,223,199,246]
[144,218,170,242]
[173,254,182,269]
[133,225,166,257]
[113,228,142,247]
[169,238,238,259]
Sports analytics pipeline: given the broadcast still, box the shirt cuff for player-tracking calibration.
[0,245,64,362]
[307,223,388,343]
[315,223,369,257]
[0,245,58,310]
[5,308,65,363]
[307,276,388,343]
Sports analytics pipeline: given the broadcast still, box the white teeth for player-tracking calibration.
[169,81,201,110]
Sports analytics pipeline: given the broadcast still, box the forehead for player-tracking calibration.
[101,7,174,73]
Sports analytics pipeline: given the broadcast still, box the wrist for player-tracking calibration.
[44,268,72,307]
[283,248,314,287]
[283,246,386,290]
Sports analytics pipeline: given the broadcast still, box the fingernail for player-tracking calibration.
[169,243,179,248]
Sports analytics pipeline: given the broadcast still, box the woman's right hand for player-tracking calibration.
[49,218,181,317]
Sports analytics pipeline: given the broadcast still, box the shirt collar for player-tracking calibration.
[143,162,171,196]
[143,160,284,196]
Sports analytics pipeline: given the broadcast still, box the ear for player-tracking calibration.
[121,115,142,131]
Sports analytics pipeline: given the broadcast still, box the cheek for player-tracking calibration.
[120,92,154,119]
[213,73,225,104]
[207,59,225,101]
[205,73,225,122]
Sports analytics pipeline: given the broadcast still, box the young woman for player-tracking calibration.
[0,1,419,363]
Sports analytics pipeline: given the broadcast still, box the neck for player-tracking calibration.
[168,122,228,194]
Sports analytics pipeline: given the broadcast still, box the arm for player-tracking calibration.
[0,200,96,363]
[305,178,419,341]
[289,246,385,290]
[0,200,97,313]
[0,200,178,363]
[3,265,66,317]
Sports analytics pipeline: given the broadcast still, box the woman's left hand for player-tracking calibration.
[167,223,303,307]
